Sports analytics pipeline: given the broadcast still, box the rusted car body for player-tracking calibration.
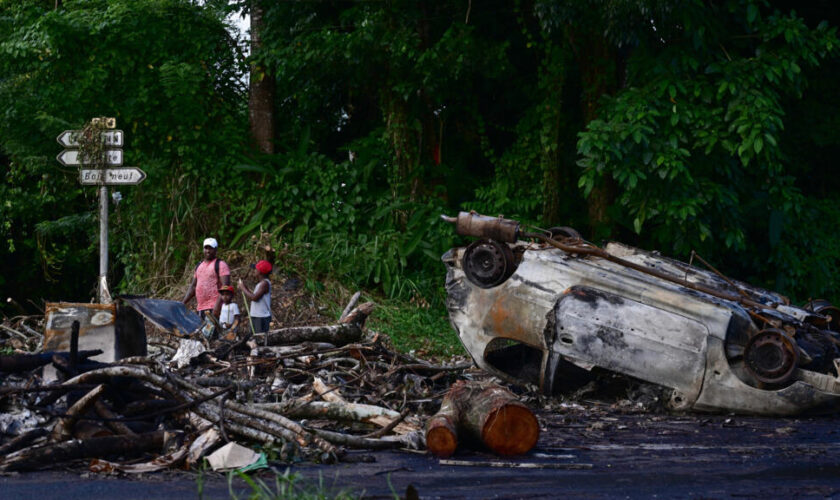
[442,212,840,415]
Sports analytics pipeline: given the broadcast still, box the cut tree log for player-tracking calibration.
[425,380,539,457]
[425,380,466,458]
[462,384,539,456]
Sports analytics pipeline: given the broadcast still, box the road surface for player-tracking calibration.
[2,404,839,499]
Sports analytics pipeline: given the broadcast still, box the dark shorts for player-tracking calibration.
[251,316,270,334]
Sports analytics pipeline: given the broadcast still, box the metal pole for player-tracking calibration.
[99,184,109,303]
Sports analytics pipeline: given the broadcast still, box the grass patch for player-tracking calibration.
[366,298,461,359]
[227,469,360,500]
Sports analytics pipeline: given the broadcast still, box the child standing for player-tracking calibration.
[214,285,241,340]
[238,260,272,334]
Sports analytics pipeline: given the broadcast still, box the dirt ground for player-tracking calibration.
[3,404,840,499]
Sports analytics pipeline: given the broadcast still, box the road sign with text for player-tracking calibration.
[56,130,124,148]
[57,149,123,167]
[79,167,146,185]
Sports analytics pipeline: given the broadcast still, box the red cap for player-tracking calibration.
[255,260,272,274]
[219,285,234,294]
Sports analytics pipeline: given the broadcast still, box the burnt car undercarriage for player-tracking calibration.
[442,212,840,415]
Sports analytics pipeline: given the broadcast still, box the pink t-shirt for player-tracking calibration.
[194,259,231,311]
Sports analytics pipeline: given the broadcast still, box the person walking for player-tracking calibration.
[238,259,272,334]
[183,237,231,318]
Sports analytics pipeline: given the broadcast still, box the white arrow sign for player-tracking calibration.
[56,130,124,148]
[57,149,123,167]
[79,167,146,185]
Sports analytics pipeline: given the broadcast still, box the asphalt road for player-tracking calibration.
[3,405,840,499]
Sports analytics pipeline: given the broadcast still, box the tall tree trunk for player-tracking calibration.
[248,0,275,155]
[570,29,618,237]
[540,42,567,227]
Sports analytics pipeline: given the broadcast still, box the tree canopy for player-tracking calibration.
[2,0,839,313]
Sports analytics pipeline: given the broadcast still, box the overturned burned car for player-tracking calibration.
[442,212,840,415]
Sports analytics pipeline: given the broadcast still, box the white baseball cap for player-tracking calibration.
[203,237,218,248]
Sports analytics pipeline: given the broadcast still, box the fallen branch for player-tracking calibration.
[338,302,375,327]
[0,430,168,472]
[51,384,107,441]
[260,323,363,346]
[0,428,48,456]
[338,291,361,323]
[258,400,418,435]
[94,400,137,436]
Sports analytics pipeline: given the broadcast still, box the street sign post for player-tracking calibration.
[56,130,123,148]
[56,118,142,304]
[79,167,146,185]
[57,149,123,167]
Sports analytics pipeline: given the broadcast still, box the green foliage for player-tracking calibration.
[368,297,459,358]
[576,0,840,299]
[0,0,247,303]
[3,0,840,323]
[227,468,359,500]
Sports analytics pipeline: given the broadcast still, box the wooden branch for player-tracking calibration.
[63,365,300,450]
[94,400,136,436]
[0,428,48,456]
[0,431,167,472]
[338,302,375,326]
[167,371,338,454]
[308,428,404,450]
[51,384,107,442]
[0,350,102,374]
[364,409,410,438]
[0,383,98,397]
[261,323,363,346]
[187,427,222,467]
[258,400,419,435]
[312,376,346,403]
[89,444,189,474]
[338,292,362,322]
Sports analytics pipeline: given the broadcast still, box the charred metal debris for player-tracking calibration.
[0,298,475,472]
[442,211,840,416]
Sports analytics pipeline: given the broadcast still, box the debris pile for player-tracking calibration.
[0,300,476,473]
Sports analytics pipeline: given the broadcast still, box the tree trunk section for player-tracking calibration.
[462,385,539,456]
[248,0,275,154]
[570,27,619,236]
[425,381,538,457]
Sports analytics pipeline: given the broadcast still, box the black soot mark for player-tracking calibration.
[569,286,625,309]
[596,326,628,350]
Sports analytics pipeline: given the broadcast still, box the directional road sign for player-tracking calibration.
[56,130,124,148]
[57,149,123,167]
[79,167,146,185]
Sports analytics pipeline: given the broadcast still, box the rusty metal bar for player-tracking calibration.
[441,212,520,243]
